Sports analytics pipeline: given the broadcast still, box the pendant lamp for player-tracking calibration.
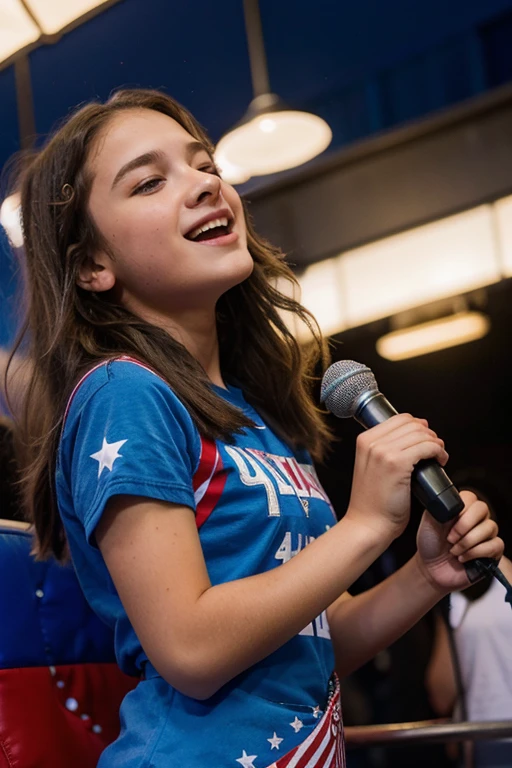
[215,0,332,183]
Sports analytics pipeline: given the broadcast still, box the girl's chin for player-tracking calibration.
[226,253,254,287]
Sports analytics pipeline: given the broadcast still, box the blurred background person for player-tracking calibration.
[426,476,512,768]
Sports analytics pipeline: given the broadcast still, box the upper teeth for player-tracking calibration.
[188,217,229,240]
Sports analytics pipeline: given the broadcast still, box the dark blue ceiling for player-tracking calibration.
[3,0,512,169]
[2,0,512,346]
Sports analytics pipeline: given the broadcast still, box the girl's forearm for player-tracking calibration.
[327,553,446,678]
[161,517,394,698]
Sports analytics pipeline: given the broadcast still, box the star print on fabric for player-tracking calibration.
[267,732,283,750]
[313,705,322,718]
[235,750,258,768]
[290,716,304,733]
[90,437,128,478]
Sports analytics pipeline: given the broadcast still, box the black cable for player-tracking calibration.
[471,558,512,607]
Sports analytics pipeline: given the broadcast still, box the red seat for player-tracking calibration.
[0,520,137,767]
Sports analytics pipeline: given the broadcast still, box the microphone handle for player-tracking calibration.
[351,391,507,586]
[353,391,464,523]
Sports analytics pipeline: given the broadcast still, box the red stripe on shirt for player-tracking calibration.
[194,437,227,529]
[193,437,218,493]
[267,678,345,768]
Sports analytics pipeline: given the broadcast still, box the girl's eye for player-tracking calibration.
[132,178,164,195]
[199,164,221,177]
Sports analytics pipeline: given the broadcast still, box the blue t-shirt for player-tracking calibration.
[56,358,338,767]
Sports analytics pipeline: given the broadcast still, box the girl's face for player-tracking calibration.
[83,108,253,324]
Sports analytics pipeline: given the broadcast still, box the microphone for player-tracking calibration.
[320,359,510,590]
[320,359,462,523]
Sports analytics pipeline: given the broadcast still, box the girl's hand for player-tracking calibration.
[416,490,504,593]
[346,414,449,540]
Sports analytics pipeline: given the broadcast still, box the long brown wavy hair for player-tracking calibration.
[6,88,332,561]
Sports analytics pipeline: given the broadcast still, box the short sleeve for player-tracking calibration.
[58,362,201,545]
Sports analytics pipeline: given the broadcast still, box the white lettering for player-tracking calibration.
[315,610,331,639]
[247,450,295,496]
[274,532,330,640]
[274,531,303,564]
[225,446,281,516]
[299,464,332,504]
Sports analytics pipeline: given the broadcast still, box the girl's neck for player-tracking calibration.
[118,298,226,387]
[155,309,225,388]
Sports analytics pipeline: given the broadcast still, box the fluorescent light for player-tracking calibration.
[0,192,23,248]
[215,109,332,177]
[0,0,40,65]
[339,205,501,328]
[376,311,490,361]
[296,258,347,340]
[494,195,512,277]
[289,204,501,342]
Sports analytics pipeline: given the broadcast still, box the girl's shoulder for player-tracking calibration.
[70,355,165,395]
[63,356,199,441]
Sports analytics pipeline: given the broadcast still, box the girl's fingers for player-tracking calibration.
[402,440,449,467]
[458,489,479,507]
[449,518,499,556]
[361,415,448,468]
[366,423,446,458]
[457,536,504,564]
[375,425,443,450]
[360,414,428,442]
[447,500,490,545]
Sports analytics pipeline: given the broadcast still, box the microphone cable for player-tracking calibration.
[472,558,512,608]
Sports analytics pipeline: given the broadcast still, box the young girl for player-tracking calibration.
[8,88,503,767]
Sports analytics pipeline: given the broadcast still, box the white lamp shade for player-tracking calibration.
[0,0,40,64]
[0,192,23,248]
[214,149,251,185]
[215,110,332,176]
[25,0,115,35]
[376,311,490,361]
[0,0,121,66]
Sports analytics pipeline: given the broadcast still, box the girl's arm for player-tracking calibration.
[326,554,445,678]
[326,492,503,678]
[98,496,391,699]
[425,611,457,716]
[96,413,447,699]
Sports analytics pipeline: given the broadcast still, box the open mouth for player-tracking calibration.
[185,216,234,243]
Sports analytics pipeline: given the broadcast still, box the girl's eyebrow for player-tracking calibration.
[110,141,210,191]
[110,149,166,190]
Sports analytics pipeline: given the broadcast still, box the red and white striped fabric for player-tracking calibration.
[193,436,227,528]
[266,676,345,768]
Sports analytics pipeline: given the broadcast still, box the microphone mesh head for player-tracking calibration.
[320,360,378,418]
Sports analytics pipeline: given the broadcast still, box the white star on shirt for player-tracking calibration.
[313,705,322,719]
[90,437,128,478]
[267,732,283,750]
[290,716,304,733]
[236,750,258,768]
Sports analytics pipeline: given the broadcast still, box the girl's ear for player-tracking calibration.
[76,250,116,292]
